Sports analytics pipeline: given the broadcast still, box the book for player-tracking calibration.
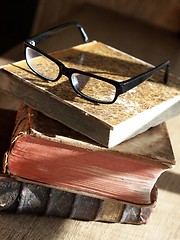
[0,174,156,224]
[0,41,179,147]
[3,103,175,205]
[0,108,156,224]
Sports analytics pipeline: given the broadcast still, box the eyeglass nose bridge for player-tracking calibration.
[60,64,74,79]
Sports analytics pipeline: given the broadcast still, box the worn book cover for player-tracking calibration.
[3,103,175,205]
[0,108,156,224]
[0,41,179,147]
[0,174,156,224]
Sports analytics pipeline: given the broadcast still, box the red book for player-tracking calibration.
[3,104,175,205]
[0,108,156,224]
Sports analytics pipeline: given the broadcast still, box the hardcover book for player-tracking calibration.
[0,174,156,224]
[3,104,175,205]
[0,41,179,147]
[0,108,156,224]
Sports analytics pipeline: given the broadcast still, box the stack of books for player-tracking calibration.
[0,40,179,224]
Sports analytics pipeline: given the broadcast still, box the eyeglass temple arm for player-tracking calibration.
[27,21,89,45]
[120,60,170,93]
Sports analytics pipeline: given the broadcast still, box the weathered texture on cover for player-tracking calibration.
[46,188,75,218]
[0,175,156,224]
[120,205,152,224]
[0,176,21,212]
[17,183,50,214]
[70,195,100,221]
[0,41,179,147]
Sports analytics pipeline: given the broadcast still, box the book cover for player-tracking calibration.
[0,174,156,224]
[3,103,175,205]
[0,41,179,147]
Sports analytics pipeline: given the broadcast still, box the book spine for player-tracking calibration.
[0,175,154,224]
[2,104,35,174]
[10,103,33,142]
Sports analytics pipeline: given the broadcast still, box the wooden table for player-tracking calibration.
[0,114,179,240]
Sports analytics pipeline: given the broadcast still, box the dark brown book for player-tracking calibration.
[0,109,155,224]
[0,174,156,224]
[0,41,179,147]
[3,103,175,205]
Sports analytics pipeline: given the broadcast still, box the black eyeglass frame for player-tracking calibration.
[24,21,170,104]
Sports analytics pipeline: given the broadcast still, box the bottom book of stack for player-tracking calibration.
[0,174,155,224]
[0,106,175,224]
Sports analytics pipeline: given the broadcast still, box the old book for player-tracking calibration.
[0,41,179,147]
[0,109,155,224]
[3,103,175,205]
[0,174,156,224]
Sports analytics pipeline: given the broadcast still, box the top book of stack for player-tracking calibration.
[0,41,179,147]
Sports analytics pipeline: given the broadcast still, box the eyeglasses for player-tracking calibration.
[24,21,170,104]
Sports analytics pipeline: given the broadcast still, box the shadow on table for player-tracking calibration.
[157,171,180,194]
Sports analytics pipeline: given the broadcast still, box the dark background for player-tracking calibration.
[0,1,38,54]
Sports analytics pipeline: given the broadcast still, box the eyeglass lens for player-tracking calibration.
[26,47,116,103]
[71,73,116,103]
[26,47,60,81]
